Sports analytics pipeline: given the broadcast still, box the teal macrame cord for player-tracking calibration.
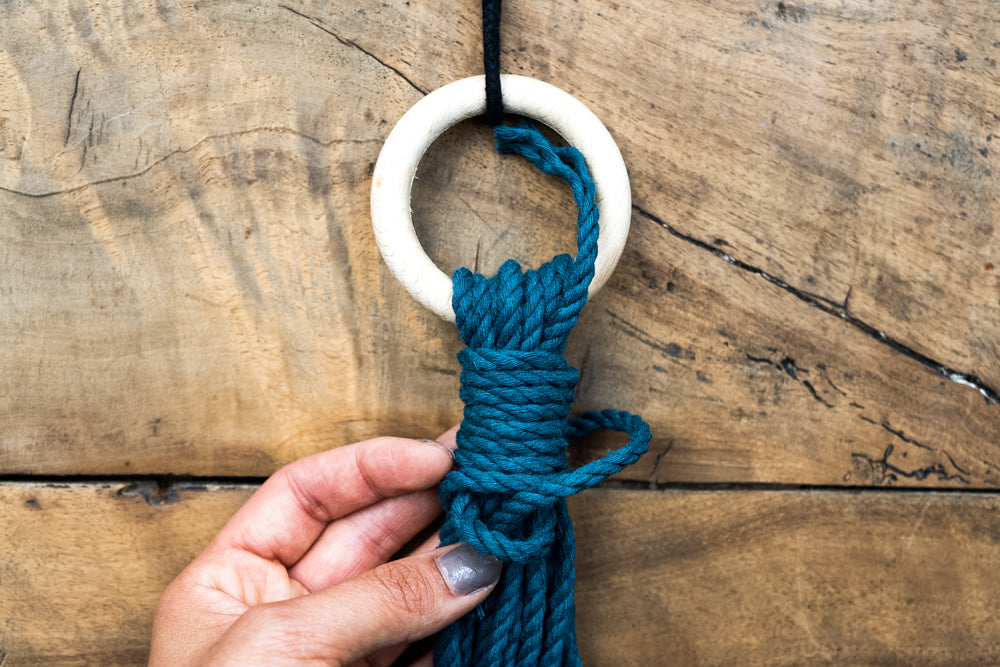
[435,123,652,666]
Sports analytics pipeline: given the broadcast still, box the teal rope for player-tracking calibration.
[436,124,651,666]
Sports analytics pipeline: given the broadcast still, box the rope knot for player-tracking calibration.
[440,346,579,563]
[436,123,651,666]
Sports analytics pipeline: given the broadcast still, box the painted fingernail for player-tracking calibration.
[436,543,502,596]
[420,438,455,460]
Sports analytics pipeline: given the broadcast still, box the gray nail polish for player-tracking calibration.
[436,543,503,595]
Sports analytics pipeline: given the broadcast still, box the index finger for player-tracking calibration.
[209,436,455,567]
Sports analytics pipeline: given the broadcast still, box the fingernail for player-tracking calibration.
[436,543,502,596]
[420,439,455,460]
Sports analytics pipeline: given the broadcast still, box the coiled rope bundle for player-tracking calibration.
[435,123,651,666]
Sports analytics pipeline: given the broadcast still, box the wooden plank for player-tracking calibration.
[0,483,252,666]
[3,483,1000,665]
[571,488,1000,665]
[0,1,997,483]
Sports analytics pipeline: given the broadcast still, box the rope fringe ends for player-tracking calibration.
[436,124,651,666]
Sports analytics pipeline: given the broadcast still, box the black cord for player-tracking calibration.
[482,0,503,125]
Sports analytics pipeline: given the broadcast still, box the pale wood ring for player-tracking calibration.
[371,74,631,322]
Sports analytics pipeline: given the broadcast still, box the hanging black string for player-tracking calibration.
[482,0,503,125]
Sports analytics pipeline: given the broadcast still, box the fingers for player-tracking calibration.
[286,426,459,589]
[436,424,460,450]
[343,532,445,666]
[301,529,446,667]
[204,544,502,666]
[288,488,442,591]
[210,437,455,566]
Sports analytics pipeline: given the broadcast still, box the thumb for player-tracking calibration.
[206,543,502,665]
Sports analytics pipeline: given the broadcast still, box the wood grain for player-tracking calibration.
[0,0,997,485]
[571,488,1000,665]
[0,483,252,666]
[3,483,1000,665]
[292,0,1000,385]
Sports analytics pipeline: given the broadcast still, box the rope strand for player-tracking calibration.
[482,0,503,125]
[435,124,651,666]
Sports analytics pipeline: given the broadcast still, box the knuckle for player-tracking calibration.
[354,514,401,563]
[370,561,440,617]
[281,467,334,524]
[354,444,391,501]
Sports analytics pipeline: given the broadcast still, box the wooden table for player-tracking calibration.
[2,0,998,663]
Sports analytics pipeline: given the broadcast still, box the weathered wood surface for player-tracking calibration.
[3,483,1000,665]
[1,0,998,484]
[573,488,1000,665]
[0,483,252,666]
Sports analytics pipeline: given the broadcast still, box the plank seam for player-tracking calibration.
[3,475,1000,496]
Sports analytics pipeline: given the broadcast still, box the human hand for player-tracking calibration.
[149,431,502,666]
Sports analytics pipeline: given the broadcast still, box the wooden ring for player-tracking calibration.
[371,74,631,322]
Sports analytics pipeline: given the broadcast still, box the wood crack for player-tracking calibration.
[650,440,673,480]
[850,445,970,486]
[64,68,81,147]
[633,205,1000,405]
[278,5,427,95]
[745,352,978,485]
[605,310,696,366]
[0,126,379,198]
